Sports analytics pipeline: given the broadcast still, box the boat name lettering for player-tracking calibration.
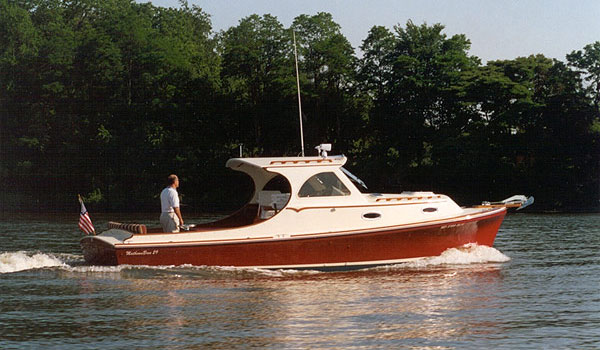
[125,250,159,256]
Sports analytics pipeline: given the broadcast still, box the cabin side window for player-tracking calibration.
[298,172,351,197]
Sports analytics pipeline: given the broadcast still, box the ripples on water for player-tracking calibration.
[0,213,598,349]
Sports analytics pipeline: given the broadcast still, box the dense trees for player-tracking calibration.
[220,13,294,152]
[1,0,598,212]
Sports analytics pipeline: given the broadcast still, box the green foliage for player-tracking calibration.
[219,14,295,152]
[85,188,103,203]
[0,0,40,66]
[358,25,395,97]
[290,13,362,149]
[0,2,598,212]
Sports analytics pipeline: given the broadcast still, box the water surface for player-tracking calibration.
[1,213,598,349]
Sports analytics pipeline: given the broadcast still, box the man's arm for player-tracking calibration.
[174,207,184,226]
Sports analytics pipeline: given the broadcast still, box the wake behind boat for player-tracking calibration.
[80,145,532,271]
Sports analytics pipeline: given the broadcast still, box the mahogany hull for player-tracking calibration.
[81,208,506,270]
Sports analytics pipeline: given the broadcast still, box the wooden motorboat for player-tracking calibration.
[81,150,530,271]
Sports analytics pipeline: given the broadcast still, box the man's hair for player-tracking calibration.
[167,174,178,186]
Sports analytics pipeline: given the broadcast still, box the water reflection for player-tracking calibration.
[62,263,504,348]
[264,266,504,347]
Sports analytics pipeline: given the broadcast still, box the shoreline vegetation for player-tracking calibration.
[1,0,599,213]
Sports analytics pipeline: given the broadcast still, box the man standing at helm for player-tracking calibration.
[160,174,184,233]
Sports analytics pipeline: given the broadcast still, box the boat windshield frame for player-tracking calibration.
[340,167,368,190]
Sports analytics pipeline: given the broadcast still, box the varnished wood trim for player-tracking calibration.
[474,203,522,208]
[286,200,444,212]
[117,236,274,247]
[269,159,334,165]
[375,195,442,202]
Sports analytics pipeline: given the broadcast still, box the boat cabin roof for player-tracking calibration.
[226,155,347,170]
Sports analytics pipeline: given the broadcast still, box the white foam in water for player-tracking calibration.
[67,265,128,273]
[390,244,510,269]
[0,251,67,273]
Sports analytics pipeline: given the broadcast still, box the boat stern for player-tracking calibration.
[80,229,133,266]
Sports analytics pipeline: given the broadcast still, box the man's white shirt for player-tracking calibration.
[160,187,180,213]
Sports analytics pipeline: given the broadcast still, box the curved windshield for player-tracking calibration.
[298,172,351,197]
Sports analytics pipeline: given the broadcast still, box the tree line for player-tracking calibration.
[1,0,599,212]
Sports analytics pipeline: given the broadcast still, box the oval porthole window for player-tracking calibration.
[362,212,381,220]
[422,207,438,213]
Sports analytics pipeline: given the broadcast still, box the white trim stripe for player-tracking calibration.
[227,257,426,270]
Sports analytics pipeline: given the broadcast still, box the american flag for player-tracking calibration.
[78,196,95,235]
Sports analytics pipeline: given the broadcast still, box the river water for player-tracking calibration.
[0,213,598,349]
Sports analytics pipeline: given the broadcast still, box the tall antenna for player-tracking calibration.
[293,30,305,157]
